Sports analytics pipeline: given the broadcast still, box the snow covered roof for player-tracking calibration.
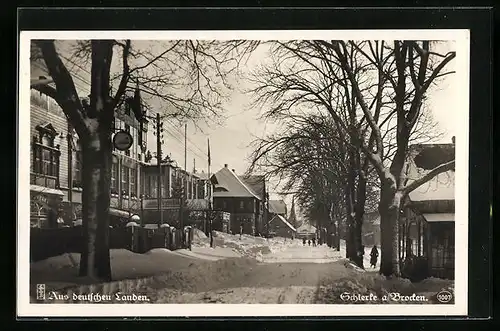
[406,143,455,202]
[270,214,296,232]
[269,200,287,215]
[239,175,265,199]
[212,167,261,199]
[422,213,455,223]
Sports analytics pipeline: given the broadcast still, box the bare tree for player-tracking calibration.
[30,39,257,281]
[326,40,455,276]
[247,40,454,276]
[248,111,377,267]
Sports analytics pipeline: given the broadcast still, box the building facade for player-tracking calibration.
[140,160,211,227]
[400,142,455,280]
[211,165,264,235]
[29,42,211,229]
[267,200,296,238]
[29,87,149,227]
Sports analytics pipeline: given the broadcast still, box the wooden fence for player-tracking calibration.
[30,225,194,262]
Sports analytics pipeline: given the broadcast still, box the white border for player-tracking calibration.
[17,29,470,317]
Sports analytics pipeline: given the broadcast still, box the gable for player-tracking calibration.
[211,168,260,199]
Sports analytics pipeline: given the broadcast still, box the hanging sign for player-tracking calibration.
[113,130,133,151]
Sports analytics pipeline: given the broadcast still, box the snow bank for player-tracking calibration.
[191,231,292,260]
[193,228,207,240]
[33,257,259,303]
[170,247,242,261]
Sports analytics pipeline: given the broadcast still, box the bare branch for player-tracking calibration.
[402,160,455,196]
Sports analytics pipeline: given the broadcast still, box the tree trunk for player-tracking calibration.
[378,182,402,277]
[79,125,113,282]
[344,184,355,259]
[351,173,367,269]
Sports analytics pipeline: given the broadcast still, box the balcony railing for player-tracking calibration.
[142,198,209,210]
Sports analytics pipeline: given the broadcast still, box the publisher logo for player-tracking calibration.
[36,284,46,301]
[436,290,453,303]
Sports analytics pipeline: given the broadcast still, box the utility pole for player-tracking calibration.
[180,123,187,232]
[67,123,73,222]
[207,138,213,248]
[155,113,164,226]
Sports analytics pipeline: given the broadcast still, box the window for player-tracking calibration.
[111,162,118,194]
[130,168,136,197]
[32,124,60,185]
[198,181,205,199]
[150,175,158,198]
[121,166,129,195]
[161,172,168,199]
[239,200,244,210]
[165,168,171,198]
[144,174,158,198]
[187,179,192,199]
[132,127,138,159]
[72,139,82,187]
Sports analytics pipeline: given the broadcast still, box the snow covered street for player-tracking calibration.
[30,232,449,305]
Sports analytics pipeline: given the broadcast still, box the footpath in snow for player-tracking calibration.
[30,230,303,295]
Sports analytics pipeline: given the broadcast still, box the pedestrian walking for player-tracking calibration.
[370,245,379,268]
[303,238,306,246]
[308,239,311,246]
[312,238,316,247]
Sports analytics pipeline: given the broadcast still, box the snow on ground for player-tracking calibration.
[192,229,302,261]
[259,244,344,263]
[30,230,453,304]
[337,239,380,272]
[30,231,296,295]
[151,286,320,304]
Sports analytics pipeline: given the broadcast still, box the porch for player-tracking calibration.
[400,200,455,281]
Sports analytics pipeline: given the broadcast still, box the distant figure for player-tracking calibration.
[370,245,379,268]
[308,239,311,246]
[303,238,306,246]
[312,238,316,247]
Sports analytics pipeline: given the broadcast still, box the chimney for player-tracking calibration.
[232,169,235,172]
[224,164,228,168]
[452,136,456,144]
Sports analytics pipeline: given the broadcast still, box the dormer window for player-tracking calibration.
[31,122,61,188]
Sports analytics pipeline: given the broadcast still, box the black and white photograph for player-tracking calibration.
[18,29,469,317]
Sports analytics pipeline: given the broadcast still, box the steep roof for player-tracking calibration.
[239,175,265,199]
[270,214,296,232]
[211,167,261,199]
[269,200,287,215]
[406,143,455,202]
